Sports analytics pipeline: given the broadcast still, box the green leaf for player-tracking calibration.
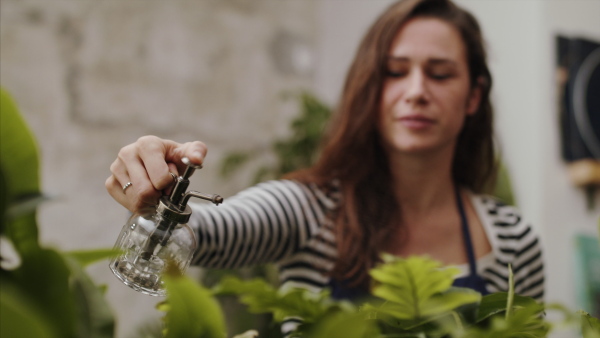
[305,311,379,338]
[65,248,122,267]
[476,292,540,323]
[220,152,251,178]
[493,160,515,206]
[65,255,116,338]
[421,288,481,318]
[0,275,55,338]
[465,302,548,338]
[370,255,478,320]
[162,265,226,338]
[579,310,600,338]
[0,87,42,237]
[213,276,352,323]
[4,193,51,221]
[6,248,77,337]
[3,212,40,257]
[364,301,445,333]
[0,88,115,338]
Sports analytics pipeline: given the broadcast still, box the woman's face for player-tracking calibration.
[378,17,481,157]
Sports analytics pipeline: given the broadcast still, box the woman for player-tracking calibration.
[106,0,544,332]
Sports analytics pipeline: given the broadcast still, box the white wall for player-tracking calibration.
[315,0,600,328]
[0,1,317,337]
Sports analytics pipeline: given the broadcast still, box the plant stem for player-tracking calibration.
[451,311,464,334]
[506,264,514,320]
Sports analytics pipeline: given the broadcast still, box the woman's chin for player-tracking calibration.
[386,141,452,157]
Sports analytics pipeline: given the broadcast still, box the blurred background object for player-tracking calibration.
[557,36,600,208]
[1,1,599,337]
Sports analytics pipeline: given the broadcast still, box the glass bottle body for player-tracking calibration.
[109,212,197,296]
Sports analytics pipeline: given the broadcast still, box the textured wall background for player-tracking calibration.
[1,0,317,336]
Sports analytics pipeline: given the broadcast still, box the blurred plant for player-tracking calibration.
[154,254,599,338]
[580,310,600,338]
[220,91,332,184]
[158,263,227,338]
[0,88,119,338]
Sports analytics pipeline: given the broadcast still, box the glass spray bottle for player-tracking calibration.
[109,157,222,296]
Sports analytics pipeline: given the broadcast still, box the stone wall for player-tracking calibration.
[1,0,317,336]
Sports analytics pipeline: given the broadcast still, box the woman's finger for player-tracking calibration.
[125,153,162,210]
[105,175,132,211]
[137,138,174,192]
[168,141,208,174]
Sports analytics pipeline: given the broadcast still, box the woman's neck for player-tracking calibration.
[387,147,456,217]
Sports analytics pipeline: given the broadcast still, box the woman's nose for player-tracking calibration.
[404,71,429,105]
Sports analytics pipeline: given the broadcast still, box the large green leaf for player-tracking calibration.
[0,274,55,338]
[65,255,116,338]
[464,302,549,338]
[579,310,600,338]
[162,264,226,338]
[213,276,352,323]
[304,311,379,338]
[6,248,77,337]
[66,248,122,267]
[374,288,481,321]
[0,87,41,238]
[370,255,480,320]
[476,292,540,323]
[3,212,40,256]
[0,88,115,337]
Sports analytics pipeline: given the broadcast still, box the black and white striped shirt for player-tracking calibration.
[189,179,545,331]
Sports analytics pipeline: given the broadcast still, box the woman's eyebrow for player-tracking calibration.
[386,56,409,62]
[427,58,458,66]
[386,56,457,66]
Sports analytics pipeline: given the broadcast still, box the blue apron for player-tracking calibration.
[329,186,489,300]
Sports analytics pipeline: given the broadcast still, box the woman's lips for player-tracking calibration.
[398,115,435,130]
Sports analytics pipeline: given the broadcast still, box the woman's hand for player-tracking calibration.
[105,135,207,214]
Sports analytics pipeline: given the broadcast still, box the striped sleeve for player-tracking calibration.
[480,197,545,302]
[188,180,331,269]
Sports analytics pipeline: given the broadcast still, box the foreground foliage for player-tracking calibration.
[0,88,119,338]
[156,254,600,338]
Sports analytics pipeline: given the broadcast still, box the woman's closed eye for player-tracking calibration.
[385,57,409,78]
[386,69,408,78]
[428,71,455,80]
[427,62,458,81]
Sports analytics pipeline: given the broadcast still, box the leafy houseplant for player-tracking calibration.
[157,254,600,338]
[220,91,332,184]
[0,88,119,338]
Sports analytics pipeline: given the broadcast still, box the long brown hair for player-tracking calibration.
[286,0,496,288]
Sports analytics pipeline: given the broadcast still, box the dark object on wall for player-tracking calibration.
[557,36,600,189]
[558,36,600,161]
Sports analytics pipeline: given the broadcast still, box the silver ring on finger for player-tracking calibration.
[122,182,133,193]
[170,172,178,183]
